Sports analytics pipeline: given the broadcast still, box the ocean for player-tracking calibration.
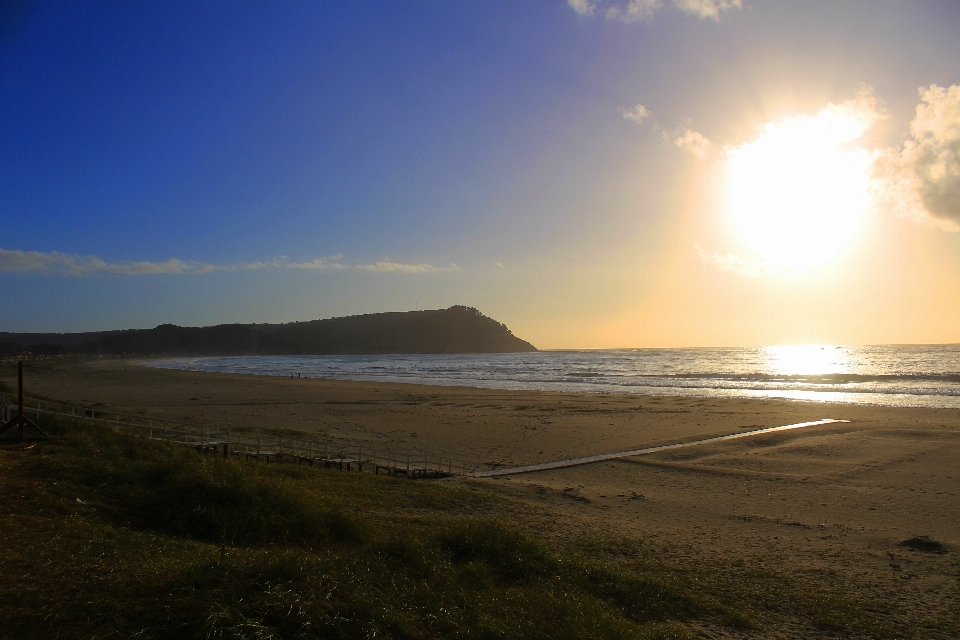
[146,344,960,409]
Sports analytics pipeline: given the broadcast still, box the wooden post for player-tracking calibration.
[18,363,24,441]
[0,361,46,441]
[358,446,363,472]
[256,436,261,462]
[406,454,410,478]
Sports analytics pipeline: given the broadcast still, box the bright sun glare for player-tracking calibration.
[727,106,874,273]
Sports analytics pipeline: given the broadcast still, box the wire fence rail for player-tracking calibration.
[0,392,483,479]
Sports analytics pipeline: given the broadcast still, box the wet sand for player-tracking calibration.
[7,357,960,634]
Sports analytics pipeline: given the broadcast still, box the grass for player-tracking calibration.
[0,415,925,639]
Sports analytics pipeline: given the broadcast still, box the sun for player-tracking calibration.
[726,104,875,273]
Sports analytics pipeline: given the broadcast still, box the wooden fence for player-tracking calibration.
[1,392,481,479]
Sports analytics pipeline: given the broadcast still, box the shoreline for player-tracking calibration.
[5,356,959,463]
[139,354,960,409]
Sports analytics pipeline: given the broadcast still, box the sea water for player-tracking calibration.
[146,344,960,409]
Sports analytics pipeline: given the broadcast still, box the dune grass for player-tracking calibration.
[0,415,912,639]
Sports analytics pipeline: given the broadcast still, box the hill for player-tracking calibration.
[0,305,537,356]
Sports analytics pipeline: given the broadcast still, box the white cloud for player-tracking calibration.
[674,128,712,158]
[606,0,661,23]
[570,0,741,23]
[875,84,960,230]
[0,249,217,276]
[269,255,346,270]
[356,260,457,273]
[0,248,453,277]
[694,244,776,278]
[568,0,597,16]
[672,0,742,20]
[620,103,652,124]
[620,103,712,159]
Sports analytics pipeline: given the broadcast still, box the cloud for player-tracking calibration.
[672,0,742,20]
[674,128,712,158]
[620,103,652,124]
[694,244,776,278]
[0,249,217,276]
[267,255,346,270]
[606,0,660,22]
[570,0,741,22]
[874,84,960,230]
[356,260,457,273]
[620,103,713,159]
[0,248,453,277]
[568,0,597,16]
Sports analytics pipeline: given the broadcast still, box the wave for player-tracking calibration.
[145,346,960,409]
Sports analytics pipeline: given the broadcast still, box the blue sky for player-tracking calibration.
[2,1,960,347]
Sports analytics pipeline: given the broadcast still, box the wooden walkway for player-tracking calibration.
[472,418,849,478]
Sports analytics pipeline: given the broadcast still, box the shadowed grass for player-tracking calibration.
[0,415,929,639]
[62,427,366,546]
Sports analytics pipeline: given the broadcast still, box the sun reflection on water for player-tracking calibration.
[762,345,850,377]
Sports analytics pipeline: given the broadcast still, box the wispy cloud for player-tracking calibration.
[355,260,457,273]
[568,0,598,17]
[621,104,713,159]
[674,128,712,158]
[672,0,742,20]
[874,83,960,231]
[620,103,652,124]
[0,249,218,276]
[605,0,660,22]
[694,244,776,278]
[0,248,454,277]
[569,0,742,23]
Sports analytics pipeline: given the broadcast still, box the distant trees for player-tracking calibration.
[0,342,65,357]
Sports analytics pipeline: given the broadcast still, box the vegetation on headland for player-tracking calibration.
[0,415,917,639]
[0,306,538,357]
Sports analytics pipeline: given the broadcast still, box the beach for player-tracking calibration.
[7,357,959,634]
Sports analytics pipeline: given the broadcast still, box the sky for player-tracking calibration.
[2,0,959,349]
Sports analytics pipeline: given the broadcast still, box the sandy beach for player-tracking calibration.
[6,357,959,634]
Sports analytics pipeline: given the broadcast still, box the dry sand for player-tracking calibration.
[7,357,960,634]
